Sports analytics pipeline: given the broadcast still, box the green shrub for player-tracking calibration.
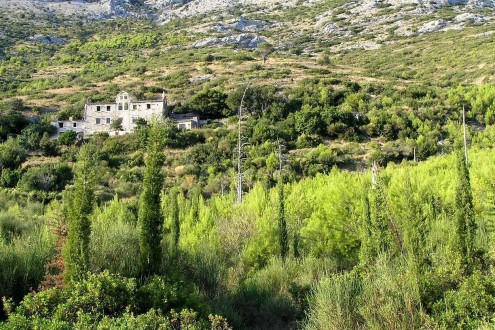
[17,163,72,196]
[0,138,27,169]
[89,199,141,278]
[304,270,362,330]
[432,271,495,329]
[0,232,53,312]
[0,168,21,188]
[57,131,77,146]
[3,270,216,328]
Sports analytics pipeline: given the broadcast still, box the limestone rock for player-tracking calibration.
[27,35,67,45]
[193,33,266,48]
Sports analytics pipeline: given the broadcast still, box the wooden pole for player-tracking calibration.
[463,105,469,166]
[372,161,378,187]
[237,82,251,204]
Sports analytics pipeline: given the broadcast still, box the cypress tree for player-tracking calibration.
[402,170,428,270]
[359,192,374,266]
[170,187,180,253]
[360,171,399,266]
[189,186,201,223]
[369,183,394,255]
[138,122,166,277]
[63,144,98,284]
[454,150,476,273]
[293,230,301,259]
[277,181,289,262]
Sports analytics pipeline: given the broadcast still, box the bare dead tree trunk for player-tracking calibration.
[463,105,469,166]
[237,82,251,204]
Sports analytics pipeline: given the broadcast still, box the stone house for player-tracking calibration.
[171,113,200,130]
[52,91,203,136]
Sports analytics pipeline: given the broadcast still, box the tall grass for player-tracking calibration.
[304,255,426,330]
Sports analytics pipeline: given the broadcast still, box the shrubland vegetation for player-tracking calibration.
[2,5,495,329]
[3,127,495,328]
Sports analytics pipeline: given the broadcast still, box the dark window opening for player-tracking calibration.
[96,106,101,112]
[96,118,101,124]
[107,106,111,111]
[147,104,151,109]
[106,118,111,124]
[58,122,63,128]
[73,123,77,128]
[118,103,123,110]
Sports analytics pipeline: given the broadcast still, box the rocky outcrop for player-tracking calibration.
[27,35,67,44]
[315,0,495,48]
[193,33,266,48]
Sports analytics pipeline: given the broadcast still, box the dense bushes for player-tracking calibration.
[0,198,54,317]
[188,89,229,119]
[3,271,220,329]
[0,138,26,169]
[0,99,28,141]
[17,163,72,197]
[2,146,495,328]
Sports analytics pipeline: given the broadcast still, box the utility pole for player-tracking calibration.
[462,104,469,166]
[237,82,251,204]
[277,139,287,173]
[371,161,378,187]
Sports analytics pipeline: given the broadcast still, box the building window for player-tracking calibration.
[124,103,129,110]
[178,123,187,130]
[107,106,111,111]
[58,122,63,128]
[147,104,151,109]
[118,103,123,110]
[73,123,77,128]
[106,118,111,124]
[96,118,101,124]
[133,105,137,110]
[96,106,101,112]
[120,96,123,100]
[124,95,127,100]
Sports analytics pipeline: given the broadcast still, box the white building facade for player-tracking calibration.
[53,91,168,136]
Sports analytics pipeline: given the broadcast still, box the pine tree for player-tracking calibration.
[454,150,476,273]
[63,144,98,284]
[277,181,289,262]
[138,122,166,277]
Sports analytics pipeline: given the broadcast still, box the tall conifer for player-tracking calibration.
[277,181,289,262]
[63,144,98,284]
[454,150,476,273]
[170,187,180,253]
[138,122,166,277]
[402,170,427,270]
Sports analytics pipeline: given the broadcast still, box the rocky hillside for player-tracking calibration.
[2,0,494,52]
[2,0,494,24]
[1,0,495,109]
